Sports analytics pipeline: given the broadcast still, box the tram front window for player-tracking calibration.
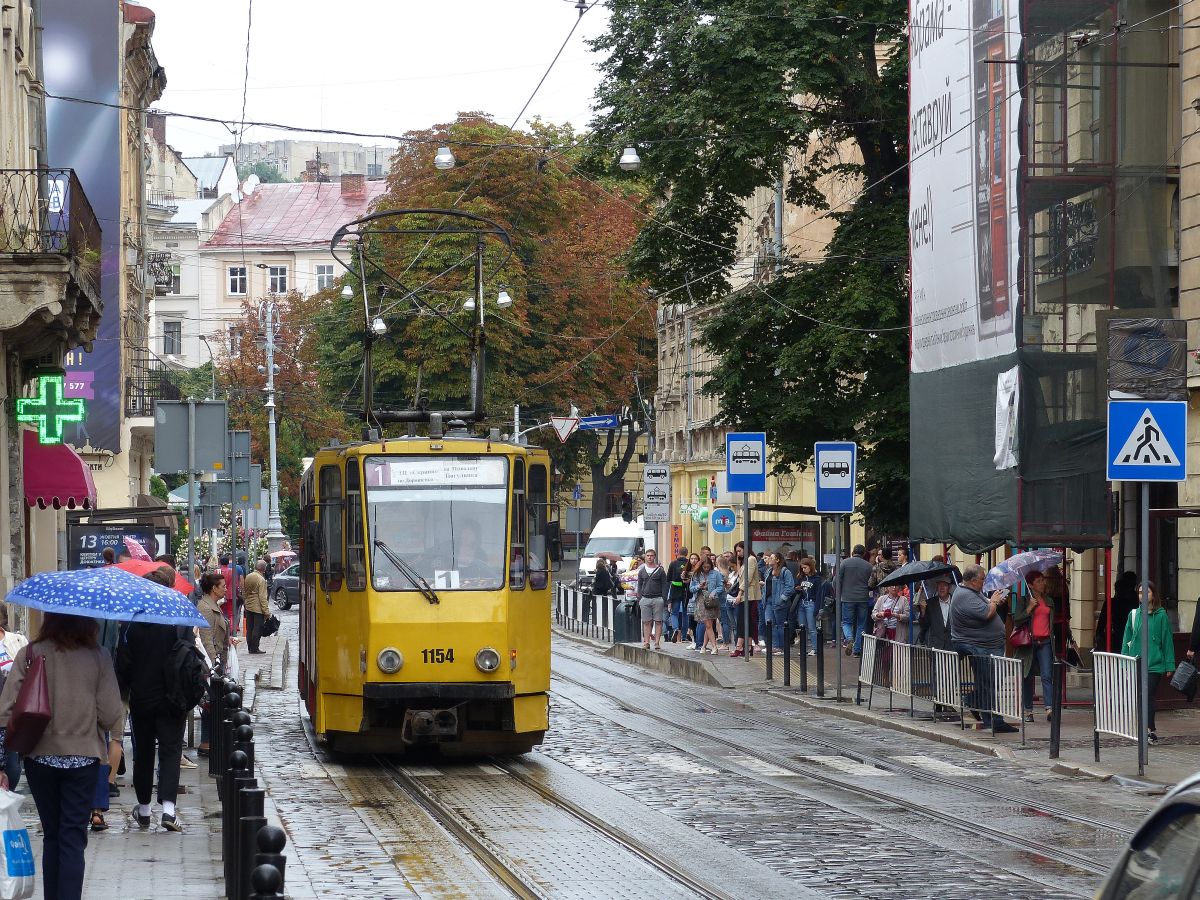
[365,455,508,591]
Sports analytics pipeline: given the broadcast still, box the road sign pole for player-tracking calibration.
[186,399,196,593]
[835,513,843,702]
[1139,480,1149,775]
[744,492,751,664]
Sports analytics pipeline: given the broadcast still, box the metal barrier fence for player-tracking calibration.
[1093,651,1142,764]
[856,635,1025,742]
[554,583,618,643]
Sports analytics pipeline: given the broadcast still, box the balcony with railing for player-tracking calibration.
[125,362,182,419]
[0,168,102,298]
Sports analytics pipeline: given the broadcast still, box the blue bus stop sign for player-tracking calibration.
[814,441,857,514]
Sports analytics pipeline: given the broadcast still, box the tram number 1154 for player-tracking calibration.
[422,648,455,664]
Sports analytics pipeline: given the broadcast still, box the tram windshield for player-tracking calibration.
[365,455,508,591]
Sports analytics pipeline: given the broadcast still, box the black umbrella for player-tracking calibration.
[875,559,957,589]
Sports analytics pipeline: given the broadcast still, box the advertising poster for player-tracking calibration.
[749,522,818,560]
[910,0,1021,373]
[42,0,122,451]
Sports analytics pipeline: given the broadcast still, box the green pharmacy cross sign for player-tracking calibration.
[17,374,86,445]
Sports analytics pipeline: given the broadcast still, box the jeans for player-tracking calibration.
[841,600,872,654]
[719,598,735,644]
[1022,639,1055,711]
[797,600,819,651]
[25,758,97,900]
[130,702,187,806]
[692,619,705,648]
[757,600,768,642]
[669,599,686,638]
[4,750,21,791]
[770,603,791,650]
[954,640,1006,727]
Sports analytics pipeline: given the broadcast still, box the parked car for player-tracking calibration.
[273,562,299,610]
[1096,771,1200,899]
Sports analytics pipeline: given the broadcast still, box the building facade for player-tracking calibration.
[218,139,395,180]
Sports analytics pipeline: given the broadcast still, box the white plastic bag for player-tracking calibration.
[0,789,35,899]
[227,644,240,681]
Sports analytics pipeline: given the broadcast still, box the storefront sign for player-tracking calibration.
[16,374,86,445]
[749,521,819,559]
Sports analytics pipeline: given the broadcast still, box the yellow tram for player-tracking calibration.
[297,421,555,755]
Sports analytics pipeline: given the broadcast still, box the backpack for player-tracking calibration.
[163,639,208,714]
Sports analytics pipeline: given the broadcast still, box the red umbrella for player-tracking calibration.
[114,559,193,595]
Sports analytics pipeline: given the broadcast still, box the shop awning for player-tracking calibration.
[23,429,97,510]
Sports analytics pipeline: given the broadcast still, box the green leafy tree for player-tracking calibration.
[588,0,909,531]
[236,160,290,184]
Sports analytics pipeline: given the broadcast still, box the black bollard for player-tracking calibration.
[815,625,825,697]
[1049,659,1064,760]
[238,787,267,900]
[249,864,284,900]
[783,622,792,686]
[234,723,255,774]
[207,676,225,778]
[254,824,288,893]
[219,687,242,794]
[765,619,774,681]
[224,751,250,896]
[798,625,809,693]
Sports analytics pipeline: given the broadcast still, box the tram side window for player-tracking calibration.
[528,464,548,589]
[318,465,343,591]
[345,461,366,591]
[510,459,526,589]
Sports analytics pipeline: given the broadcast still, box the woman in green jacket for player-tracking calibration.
[1121,581,1175,744]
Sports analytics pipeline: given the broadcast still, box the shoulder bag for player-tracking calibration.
[1009,623,1033,648]
[7,647,50,756]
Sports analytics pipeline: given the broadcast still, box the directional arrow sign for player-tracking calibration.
[579,414,619,430]
[550,416,580,443]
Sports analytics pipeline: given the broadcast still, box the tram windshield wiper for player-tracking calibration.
[373,540,440,604]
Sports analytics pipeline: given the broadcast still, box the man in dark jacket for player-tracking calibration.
[585,560,615,624]
[665,548,689,641]
[835,545,874,656]
[116,567,190,832]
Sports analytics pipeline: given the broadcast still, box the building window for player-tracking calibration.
[315,264,335,291]
[228,266,247,295]
[163,321,182,356]
[168,263,181,295]
[269,265,288,294]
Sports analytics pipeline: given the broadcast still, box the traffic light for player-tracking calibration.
[621,491,633,522]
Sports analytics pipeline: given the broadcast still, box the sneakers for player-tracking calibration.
[130,806,150,830]
[1148,731,1159,745]
[179,755,197,769]
[993,722,1019,734]
[1022,711,1035,723]
[807,650,817,657]
[160,813,183,833]
[844,643,853,657]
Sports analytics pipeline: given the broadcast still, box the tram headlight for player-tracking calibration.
[475,647,501,673]
[377,647,404,674]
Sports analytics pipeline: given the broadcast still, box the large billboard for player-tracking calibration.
[42,0,122,452]
[910,0,1021,373]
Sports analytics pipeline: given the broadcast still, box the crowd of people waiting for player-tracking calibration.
[598,542,1191,742]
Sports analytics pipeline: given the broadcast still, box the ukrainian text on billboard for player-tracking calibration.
[910,0,1020,373]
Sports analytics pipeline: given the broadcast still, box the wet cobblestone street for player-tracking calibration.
[243,613,1154,899]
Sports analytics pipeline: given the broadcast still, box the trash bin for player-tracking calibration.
[614,599,640,643]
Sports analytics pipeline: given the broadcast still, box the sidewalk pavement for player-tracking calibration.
[577,630,1200,790]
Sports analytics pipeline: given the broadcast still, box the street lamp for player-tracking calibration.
[464,289,512,313]
[619,146,641,172]
[258,296,286,551]
[198,334,217,400]
[434,146,456,170]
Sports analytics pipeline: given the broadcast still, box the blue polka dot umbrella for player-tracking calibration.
[7,565,209,627]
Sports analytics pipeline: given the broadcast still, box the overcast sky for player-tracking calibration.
[146,0,611,157]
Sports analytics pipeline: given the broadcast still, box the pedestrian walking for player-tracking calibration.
[764,552,796,654]
[665,547,689,642]
[1122,581,1175,744]
[836,545,874,657]
[116,567,193,832]
[0,606,29,790]
[950,564,1017,733]
[692,557,724,653]
[0,613,123,900]
[636,550,668,650]
[243,560,270,655]
[1012,571,1056,723]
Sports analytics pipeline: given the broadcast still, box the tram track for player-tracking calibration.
[553,641,1138,838]
[374,753,736,900]
[551,647,1127,883]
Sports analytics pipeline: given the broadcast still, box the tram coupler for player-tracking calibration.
[402,708,459,742]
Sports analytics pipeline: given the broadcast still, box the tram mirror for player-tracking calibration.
[303,520,323,570]
[547,522,562,566]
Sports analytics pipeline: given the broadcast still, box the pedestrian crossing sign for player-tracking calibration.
[1107,400,1187,483]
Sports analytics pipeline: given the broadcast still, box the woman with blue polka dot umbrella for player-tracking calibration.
[6,566,208,627]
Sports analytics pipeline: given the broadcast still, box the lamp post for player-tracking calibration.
[258,296,286,552]
[198,334,217,400]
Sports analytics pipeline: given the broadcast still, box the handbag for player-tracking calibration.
[261,615,281,638]
[1010,624,1033,648]
[1171,659,1199,695]
[7,650,50,757]
[699,589,720,616]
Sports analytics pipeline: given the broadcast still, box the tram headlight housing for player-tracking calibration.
[377,647,404,674]
[475,647,501,673]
